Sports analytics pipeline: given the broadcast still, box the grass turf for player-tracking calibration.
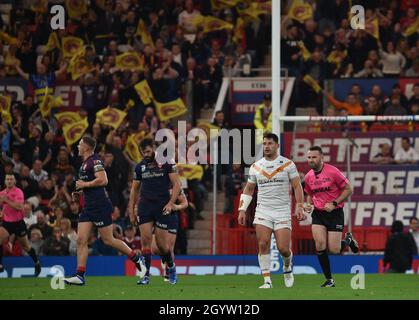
[0,274,418,300]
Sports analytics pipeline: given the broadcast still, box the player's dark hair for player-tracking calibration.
[391,220,404,233]
[309,146,323,154]
[402,136,411,145]
[82,135,96,150]
[409,217,418,223]
[139,138,155,151]
[263,132,279,144]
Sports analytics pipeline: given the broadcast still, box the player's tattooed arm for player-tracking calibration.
[128,180,141,225]
[238,181,256,226]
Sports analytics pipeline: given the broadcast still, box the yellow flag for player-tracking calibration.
[65,0,88,19]
[327,49,347,68]
[0,31,18,46]
[211,0,242,9]
[116,52,144,71]
[233,17,246,44]
[62,118,88,146]
[0,95,12,125]
[288,0,313,23]
[154,98,187,122]
[134,80,154,105]
[96,107,127,129]
[403,17,419,37]
[125,134,142,163]
[303,75,322,93]
[193,15,234,33]
[135,19,155,48]
[62,36,84,58]
[298,41,311,61]
[40,87,63,118]
[0,95,11,114]
[177,164,204,181]
[46,32,61,51]
[55,112,83,127]
[197,121,220,140]
[242,2,271,20]
[366,17,379,40]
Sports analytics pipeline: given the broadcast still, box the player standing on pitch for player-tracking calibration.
[304,146,359,287]
[0,174,41,276]
[128,138,182,285]
[238,133,306,289]
[64,136,146,285]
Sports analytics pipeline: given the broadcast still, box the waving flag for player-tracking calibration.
[366,17,379,40]
[177,164,204,181]
[403,17,419,37]
[134,80,154,105]
[40,87,63,118]
[298,41,311,61]
[288,0,313,23]
[55,112,83,127]
[0,31,18,45]
[46,32,61,51]
[242,2,271,20]
[193,15,234,33]
[63,118,88,146]
[96,107,127,129]
[0,95,12,125]
[62,36,84,58]
[154,98,187,122]
[65,0,88,19]
[125,134,142,163]
[116,52,144,71]
[135,19,155,48]
[303,74,322,93]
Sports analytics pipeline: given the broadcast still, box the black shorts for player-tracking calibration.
[138,201,178,234]
[79,201,113,228]
[1,220,28,237]
[311,208,344,232]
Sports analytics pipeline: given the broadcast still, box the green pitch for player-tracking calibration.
[0,274,418,300]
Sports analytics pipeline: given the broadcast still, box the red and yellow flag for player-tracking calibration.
[62,36,84,58]
[62,118,88,146]
[154,98,187,122]
[46,32,61,51]
[298,41,311,61]
[288,0,313,23]
[0,31,18,46]
[134,80,154,105]
[124,134,142,163]
[55,111,83,127]
[177,164,204,181]
[0,95,12,125]
[115,52,144,71]
[193,15,234,33]
[96,107,127,129]
[40,87,63,118]
[65,0,88,19]
[136,19,155,48]
[403,17,419,37]
[366,17,379,40]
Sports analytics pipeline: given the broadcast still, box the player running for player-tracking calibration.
[0,174,41,276]
[128,138,182,285]
[64,136,146,285]
[238,133,306,289]
[304,146,359,288]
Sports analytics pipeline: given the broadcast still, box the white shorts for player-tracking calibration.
[253,213,292,231]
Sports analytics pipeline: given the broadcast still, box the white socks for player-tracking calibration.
[258,253,271,283]
[281,251,293,269]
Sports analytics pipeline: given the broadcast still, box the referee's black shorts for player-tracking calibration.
[1,220,28,237]
[311,208,344,232]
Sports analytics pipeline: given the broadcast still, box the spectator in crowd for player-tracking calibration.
[354,59,384,78]
[408,83,419,107]
[212,110,229,129]
[409,217,419,251]
[141,107,159,135]
[178,0,201,35]
[405,58,419,77]
[394,137,419,164]
[123,224,142,253]
[386,84,409,110]
[378,41,406,77]
[384,220,417,273]
[60,218,77,256]
[223,164,245,214]
[371,143,394,164]
[363,96,382,116]
[254,93,272,132]
[29,211,52,239]
[26,228,43,257]
[29,159,48,184]
[18,166,39,199]
[41,226,70,256]
[23,201,37,229]
[201,57,223,109]
[384,97,408,116]
[323,90,363,115]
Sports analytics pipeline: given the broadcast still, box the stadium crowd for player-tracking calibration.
[0,0,270,257]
